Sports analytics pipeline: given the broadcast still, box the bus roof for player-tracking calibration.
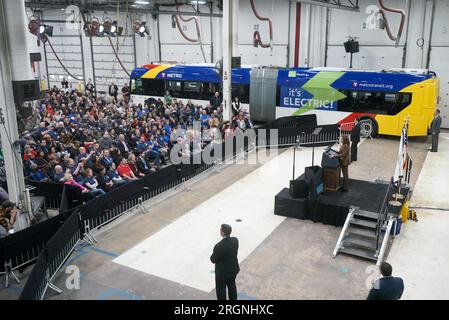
[131,64,435,93]
[131,64,251,84]
[277,67,435,93]
[309,66,433,75]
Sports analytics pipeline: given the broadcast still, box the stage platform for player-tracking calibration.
[275,179,408,227]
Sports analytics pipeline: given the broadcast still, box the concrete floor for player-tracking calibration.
[0,134,431,300]
[387,132,449,300]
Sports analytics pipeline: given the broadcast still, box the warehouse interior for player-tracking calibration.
[0,0,448,302]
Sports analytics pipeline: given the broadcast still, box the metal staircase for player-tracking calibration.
[333,180,398,265]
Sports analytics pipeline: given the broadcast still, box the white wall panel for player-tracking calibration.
[92,35,136,93]
[328,0,408,46]
[327,45,404,69]
[431,0,449,46]
[429,47,449,127]
[428,1,449,128]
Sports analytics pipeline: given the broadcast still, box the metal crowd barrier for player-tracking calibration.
[82,136,255,242]
[16,120,341,300]
[339,120,374,140]
[257,126,341,148]
[19,210,82,300]
[0,215,62,288]
[27,180,65,210]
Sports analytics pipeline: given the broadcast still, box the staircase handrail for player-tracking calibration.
[376,177,393,251]
[333,206,356,257]
[376,217,396,266]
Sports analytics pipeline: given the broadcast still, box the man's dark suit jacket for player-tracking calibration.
[367,276,404,300]
[350,123,361,142]
[210,96,222,110]
[117,140,130,155]
[431,115,442,134]
[210,237,240,280]
[136,157,151,175]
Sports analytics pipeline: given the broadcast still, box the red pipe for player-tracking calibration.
[174,0,202,43]
[107,35,131,77]
[46,37,83,81]
[378,0,406,46]
[249,0,273,48]
[294,2,301,67]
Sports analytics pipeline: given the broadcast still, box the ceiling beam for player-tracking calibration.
[24,1,223,17]
[294,0,360,12]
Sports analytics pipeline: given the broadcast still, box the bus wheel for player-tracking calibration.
[360,117,378,138]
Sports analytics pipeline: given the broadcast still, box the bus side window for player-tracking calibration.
[232,84,250,104]
[184,81,201,100]
[201,82,213,101]
[168,81,183,97]
[276,86,281,106]
[142,79,163,96]
[130,79,138,94]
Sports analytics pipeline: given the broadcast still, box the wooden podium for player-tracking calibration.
[323,166,341,193]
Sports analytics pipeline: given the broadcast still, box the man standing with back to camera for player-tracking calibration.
[210,224,240,300]
[367,262,404,300]
[350,118,361,162]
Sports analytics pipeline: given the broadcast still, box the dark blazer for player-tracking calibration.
[109,85,118,97]
[210,96,222,110]
[367,276,404,300]
[338,144,351,166]
[136,157,151,175]
[210,237,240,280]
[117,140,130,155]
[430,115,442,135]
[350,123,361,142]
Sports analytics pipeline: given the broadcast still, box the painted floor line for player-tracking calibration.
[113,147,326,292]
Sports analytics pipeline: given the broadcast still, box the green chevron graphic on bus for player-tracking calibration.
[292,71,347,116]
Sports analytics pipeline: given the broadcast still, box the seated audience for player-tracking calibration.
[17,86,253,203]
[83,168,106,197]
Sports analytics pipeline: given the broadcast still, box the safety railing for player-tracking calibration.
[339,120,374,140]
[333,207,356,257]
[256,125,341,148]
[15,116,336,299]
[375,177,394,253]
[81,135,255,241]
[19,210,82,300]
[0,215,62,288]
[376,217,396,266]
[26,180,65,210]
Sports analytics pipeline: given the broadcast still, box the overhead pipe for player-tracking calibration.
[44,36,83,81]
[173,0,207,62]
[378,0,406,47]
[107,35,131,78]
[294,2,301,67]
[249,0,273,48]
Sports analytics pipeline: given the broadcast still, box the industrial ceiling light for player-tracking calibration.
[133,19,149,37]
[98,24,105,35]
[110,21,123,37]
[28,16,53,45]
[85,16,101,37]
[39,25,53,37]
[98,17,113,36]
[28,16,41,36]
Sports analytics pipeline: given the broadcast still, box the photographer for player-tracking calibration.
[0,201,18,232]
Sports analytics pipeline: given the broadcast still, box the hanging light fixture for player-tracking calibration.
[28,16,53,45]
[133,19,149,37]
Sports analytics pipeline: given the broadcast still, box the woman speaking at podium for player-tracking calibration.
[333,135,351,192]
